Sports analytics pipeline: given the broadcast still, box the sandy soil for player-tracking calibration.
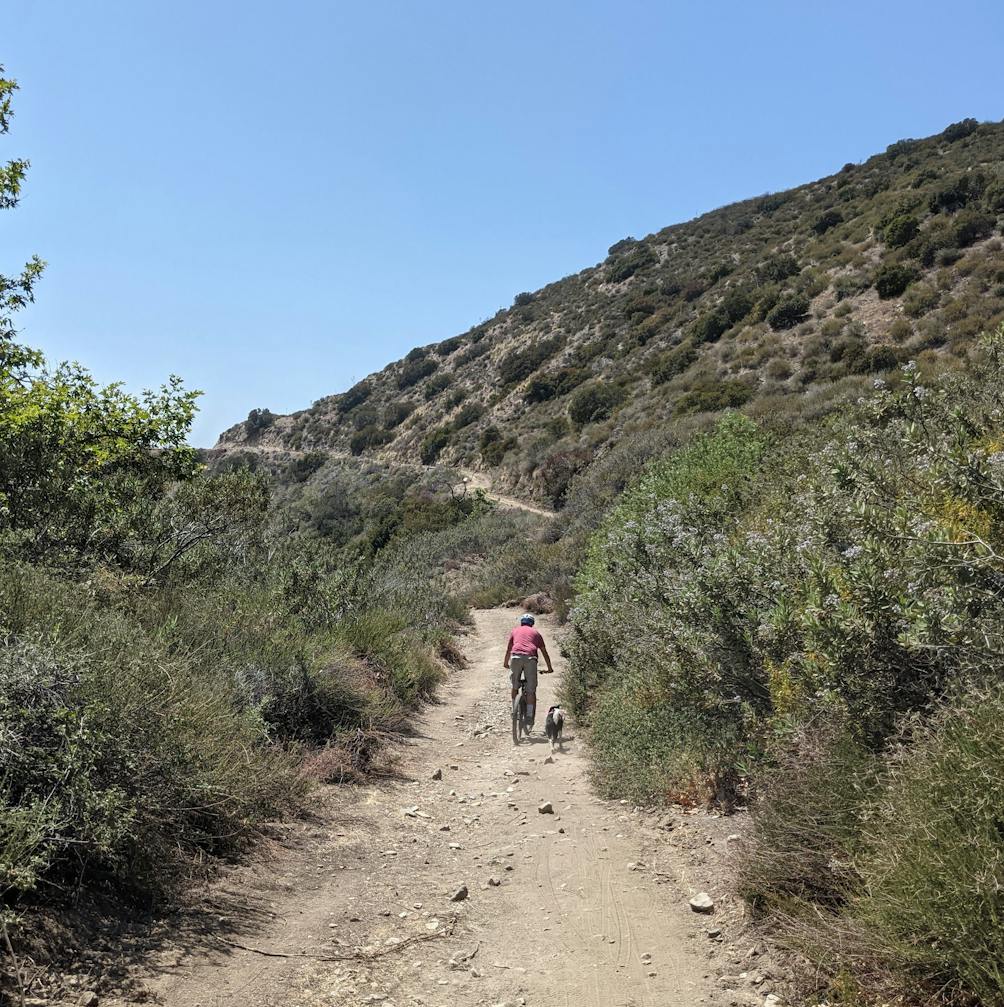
[88,610,754,1007]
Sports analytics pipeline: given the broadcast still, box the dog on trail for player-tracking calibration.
[544,705,564,751]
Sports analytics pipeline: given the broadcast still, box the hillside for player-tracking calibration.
[218,117,1004,505]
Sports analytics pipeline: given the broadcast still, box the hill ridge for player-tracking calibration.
[219,116,1004,508]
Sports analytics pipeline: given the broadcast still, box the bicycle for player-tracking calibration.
[511,671,531,745]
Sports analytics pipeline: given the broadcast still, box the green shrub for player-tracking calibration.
[479,425,516,466]
[833,272,870,300]
[398,357,438,389]
[435,336,464,356]
[452,401,483,430]
[887,324,913,350]
[607,236,637,256]
[952,209,995,247]
[721,287,754,324]
[941,117,979,143]
[623,294,658,322]
[424,372,452,399]
[652,342,698,384]
[606,244,657,283]
[863,344,900,372]
[498,335,564,386]
[351,405,380,430]
[812,209,843,235]
[233,655,365,743]
[903,283,939,317]
[690,308,731,344]
[874,263,916,298]
[675,378,754,414]
[882,212,919,248]
[337,380,371,414]
[537,447,592,508]
[513,291,534,307]
[524,366,590,403]
[524,374,558,403]
[384,401,415,429]
[341,609,443,708]
[757,192,792,214]
[738,722,879,913]
[985,180,1004,214]
[766,294,809,330]
[420,425,452,464]
[568,381,627,426]
[852,686,1004,1005]
[635,310,674,345]
[757,253,801,284]
[0,359,200,569]
[283,452,327,483]
[350,425,392,455]
[682,277,708,301]
[567,414,768,799]
[456,340,490,365]
[586,679,705,802]
[936,246,963,267]
[929,172,986,214]
[246,407,277,432]
[0,571,303,900]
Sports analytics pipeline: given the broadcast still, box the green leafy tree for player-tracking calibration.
[0,69,44,347]
[0,66,201,566]
[0,358,201,564]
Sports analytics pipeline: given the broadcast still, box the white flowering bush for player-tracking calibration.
[570,328,1004,1003]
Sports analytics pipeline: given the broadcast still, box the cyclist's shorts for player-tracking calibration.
[510,654,538,694]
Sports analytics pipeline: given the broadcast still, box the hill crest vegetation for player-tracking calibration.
[221,117,1004,512]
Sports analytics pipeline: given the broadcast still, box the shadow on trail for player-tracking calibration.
[50,804,385,997]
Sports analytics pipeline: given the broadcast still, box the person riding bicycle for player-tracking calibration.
[503,614,554,732]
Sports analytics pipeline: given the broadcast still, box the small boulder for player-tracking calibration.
[79,995,99,1007]
[450,885,469,902]
[538,801,554,815]
[432,768,443,780]
[521,592,554,614]
[689,892,715,913]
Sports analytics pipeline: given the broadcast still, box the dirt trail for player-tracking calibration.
[131,611,720,1007]
[210,443,554,520]
[458,471,556,518]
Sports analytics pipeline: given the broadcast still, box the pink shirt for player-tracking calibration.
[508,625,545,657]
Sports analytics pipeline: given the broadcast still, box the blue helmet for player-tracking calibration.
[520,614,535,626]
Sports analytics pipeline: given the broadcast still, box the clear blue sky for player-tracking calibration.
[6,1,1004,444]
